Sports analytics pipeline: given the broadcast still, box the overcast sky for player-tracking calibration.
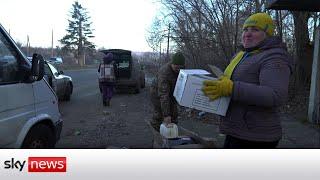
[0,0,159,52]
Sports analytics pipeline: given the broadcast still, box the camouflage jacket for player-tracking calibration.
[151,63,179,117]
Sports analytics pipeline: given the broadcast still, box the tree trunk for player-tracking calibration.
[276,10,283,39]
[292,11,311,92]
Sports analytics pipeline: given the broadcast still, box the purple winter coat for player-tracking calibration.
[220,36,293,142]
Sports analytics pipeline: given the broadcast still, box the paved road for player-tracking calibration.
[56,69,153,148]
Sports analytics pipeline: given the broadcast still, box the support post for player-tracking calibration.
[308,26,320,124]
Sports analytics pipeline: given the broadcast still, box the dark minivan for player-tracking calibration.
[100,49,145,93]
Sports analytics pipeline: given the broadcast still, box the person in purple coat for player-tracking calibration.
[202,13,293,148]
[98,53,116,106]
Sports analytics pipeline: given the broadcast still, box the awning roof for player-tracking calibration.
[266,0,320,12]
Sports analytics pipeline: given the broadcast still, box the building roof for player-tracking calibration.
[266,0,320,12]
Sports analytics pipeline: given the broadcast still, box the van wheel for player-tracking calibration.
[22,124,55,149]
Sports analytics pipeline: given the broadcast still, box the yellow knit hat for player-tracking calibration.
[243,13,275,36]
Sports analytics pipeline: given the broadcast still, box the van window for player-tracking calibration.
[44,62,52,75]
[118,61,130,69]
[114,54,130,68]
[0,32,19,84]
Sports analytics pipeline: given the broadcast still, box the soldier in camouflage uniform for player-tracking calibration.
[150,52,185,131]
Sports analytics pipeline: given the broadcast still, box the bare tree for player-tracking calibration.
[310,12,320,41]
[150,0,249,70]
[146,17,165,52]
[147,0,314,90]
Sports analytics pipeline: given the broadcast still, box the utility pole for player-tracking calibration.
[83,47,86,66]
[166,23,171,61]
[159,43,162,60]
[158,43,162,68]
[51,29,54,57]
[83,43,86,66]
[27,35,30,57]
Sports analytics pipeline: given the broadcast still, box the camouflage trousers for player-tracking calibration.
[150,88,178,131]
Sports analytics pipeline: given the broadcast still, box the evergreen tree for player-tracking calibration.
[60,1,95,65]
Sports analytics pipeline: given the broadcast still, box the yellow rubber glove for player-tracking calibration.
[202,76,233,100]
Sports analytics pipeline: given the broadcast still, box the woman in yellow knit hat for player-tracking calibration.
[202,13,293,148]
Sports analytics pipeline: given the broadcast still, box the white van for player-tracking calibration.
[48,57,63,65]
[0,24,62,148]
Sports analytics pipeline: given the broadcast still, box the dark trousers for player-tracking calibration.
[149,88,178,131]
[223,135,279,149]
[100,82,114,101]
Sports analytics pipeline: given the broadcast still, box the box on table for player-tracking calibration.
[173,69,230,116]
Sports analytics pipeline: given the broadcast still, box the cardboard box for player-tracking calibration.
[173,69,230,116]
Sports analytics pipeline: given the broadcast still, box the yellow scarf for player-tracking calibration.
[224,50,259,79]
[224,51,245,79]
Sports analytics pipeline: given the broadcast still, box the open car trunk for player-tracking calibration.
[100,49,132,79]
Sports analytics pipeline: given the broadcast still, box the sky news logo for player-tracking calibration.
[3,157,67,172]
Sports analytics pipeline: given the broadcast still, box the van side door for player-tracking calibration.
[0,31,35,147]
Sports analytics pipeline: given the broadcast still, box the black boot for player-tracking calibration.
[103,100,106,106]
